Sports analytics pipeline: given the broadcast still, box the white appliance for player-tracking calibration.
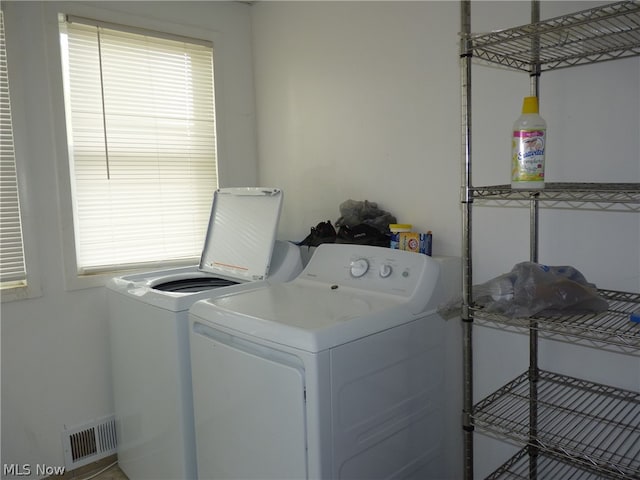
[189,243,461,480]
[107,188,303,480]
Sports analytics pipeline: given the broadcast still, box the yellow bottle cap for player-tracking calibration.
[522,96,539,114]
[389,224,412,231]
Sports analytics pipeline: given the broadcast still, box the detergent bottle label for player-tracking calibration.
[512,129,546,183]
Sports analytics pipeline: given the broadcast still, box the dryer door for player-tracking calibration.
[191,321,308,479]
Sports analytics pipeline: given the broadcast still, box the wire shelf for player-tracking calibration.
[471,183,640,212]
[485,447,614,479]
[473,370,640,479]
[467,1,640,72]
[473,289,640,354]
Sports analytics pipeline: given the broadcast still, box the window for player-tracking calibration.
[0,9,27,290]
[59,16,218,274]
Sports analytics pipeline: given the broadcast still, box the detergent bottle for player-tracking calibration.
[511,96,546,189]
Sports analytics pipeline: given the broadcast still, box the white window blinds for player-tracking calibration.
[60,16,218,274]
[0,10,27,287]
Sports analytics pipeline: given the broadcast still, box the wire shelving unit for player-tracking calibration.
[459,1,640,479]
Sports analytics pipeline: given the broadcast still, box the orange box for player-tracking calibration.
[399,232,432,255]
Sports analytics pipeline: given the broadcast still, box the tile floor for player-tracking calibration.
[90,464,128,480]
[57,457,128,480]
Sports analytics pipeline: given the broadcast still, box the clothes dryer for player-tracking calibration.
[107,188,302,480]
[189,243,460,480]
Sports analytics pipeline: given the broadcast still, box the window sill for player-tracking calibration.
[1,282,43,303]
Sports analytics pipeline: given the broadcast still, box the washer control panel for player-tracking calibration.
[300,244,439,299]
[349,258,398,280]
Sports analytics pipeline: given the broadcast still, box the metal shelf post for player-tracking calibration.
[459,1,473,479]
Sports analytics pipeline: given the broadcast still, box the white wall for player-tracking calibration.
[1,1,256,476]
[251,1,462,255]
[251,1,639,478]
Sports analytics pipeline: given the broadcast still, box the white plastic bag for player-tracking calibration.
[474,262,608,318]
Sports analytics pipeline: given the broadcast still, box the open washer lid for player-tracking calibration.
[199,187,283,282]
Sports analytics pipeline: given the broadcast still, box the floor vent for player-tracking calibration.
[62,415,117,469]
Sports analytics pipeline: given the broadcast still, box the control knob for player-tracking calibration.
[379,264,392,278]
[349,258,369,278]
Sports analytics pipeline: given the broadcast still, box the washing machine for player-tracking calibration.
[189,243,461,480]
[107,187,303,480]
